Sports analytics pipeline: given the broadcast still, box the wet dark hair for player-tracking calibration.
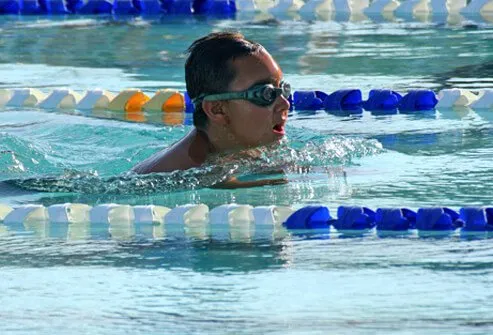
[185,32,263,129]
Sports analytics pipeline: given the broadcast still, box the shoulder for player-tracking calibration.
[132,129,210,174]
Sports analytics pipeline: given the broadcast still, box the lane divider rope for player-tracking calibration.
[1,204,493,235]
[1,87,492,114]
[0,0,490,17]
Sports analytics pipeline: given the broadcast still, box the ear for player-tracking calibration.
[202,100,229,125]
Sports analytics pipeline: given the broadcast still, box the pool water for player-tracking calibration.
[1,13,493,334]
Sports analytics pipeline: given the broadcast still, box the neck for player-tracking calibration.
[203,123,241,153]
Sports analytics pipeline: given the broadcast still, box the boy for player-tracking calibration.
[132,32,291,187]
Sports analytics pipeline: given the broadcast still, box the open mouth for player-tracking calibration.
[272,123,285,135]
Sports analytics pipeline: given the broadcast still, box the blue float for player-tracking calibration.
[39,0,69,13]
[323,89,363,112]
[161,0,193,14]
[415,207,463,231]
[76,0,113,14]
[136,0,162,13]
[0,0,41,14]
[460,207,493,232]
[280,205,493,234]
[65,0,81,12]
[283,206,332,230]
[193,0,235,15]
[399,90,438,111]
[0,0,19,13]
[375,208,416,231]
[292,91,324,110]
[114,0,138,14]
[184,92,195,113]
[332,206,376,230]
[363,89,403,111]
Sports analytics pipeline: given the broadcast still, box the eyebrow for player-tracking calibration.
[251,77,282,86]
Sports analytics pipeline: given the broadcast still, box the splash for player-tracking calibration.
[7,135,383,195]
[0,133,55,179]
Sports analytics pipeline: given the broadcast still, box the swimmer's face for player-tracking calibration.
[222,49,289,148]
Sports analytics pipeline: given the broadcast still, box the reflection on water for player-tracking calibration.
[2,221,493,335]
[0,15,492,92]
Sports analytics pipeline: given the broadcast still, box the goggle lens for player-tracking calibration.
[255,81,291,106]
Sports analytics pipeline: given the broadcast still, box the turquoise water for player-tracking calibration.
[1,14,493,334]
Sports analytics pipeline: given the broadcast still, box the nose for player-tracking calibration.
[274,93,290,112]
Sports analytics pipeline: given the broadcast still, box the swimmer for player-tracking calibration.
[132,32,291,188]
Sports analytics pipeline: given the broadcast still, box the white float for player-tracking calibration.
[77,89,116,110]
[333,0,351,13]
[5,88,46,107]
[37,89,82,109]
[0,204,14,221]
[107,89,149,112]
[133,205,171,224]
[461,0,493,14]
[0,89,12,107]
[89,204,134,224]
[395,0,429,15]
[208,205,255,241]
[252,206,294,225]
[469,90,493,109]
[47,203,92,224]
[436,89,478,108]
[143,89,184,113]
[269,0,304,12]
[430,0,467,13]
[299,0,331,13]
[164,204,209,224]
[209,204,254,224]
[350,0,370,12]
[364,0,400,13]
[3,205,48,225]
[0,203,294,240]
[236,0,256,10]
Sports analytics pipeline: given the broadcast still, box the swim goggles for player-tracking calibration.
[193,81,291,107]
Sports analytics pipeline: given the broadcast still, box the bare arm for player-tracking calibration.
[212,176,288,189]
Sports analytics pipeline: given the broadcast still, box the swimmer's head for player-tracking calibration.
[185,32,264,129]
[185,32,289,149]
